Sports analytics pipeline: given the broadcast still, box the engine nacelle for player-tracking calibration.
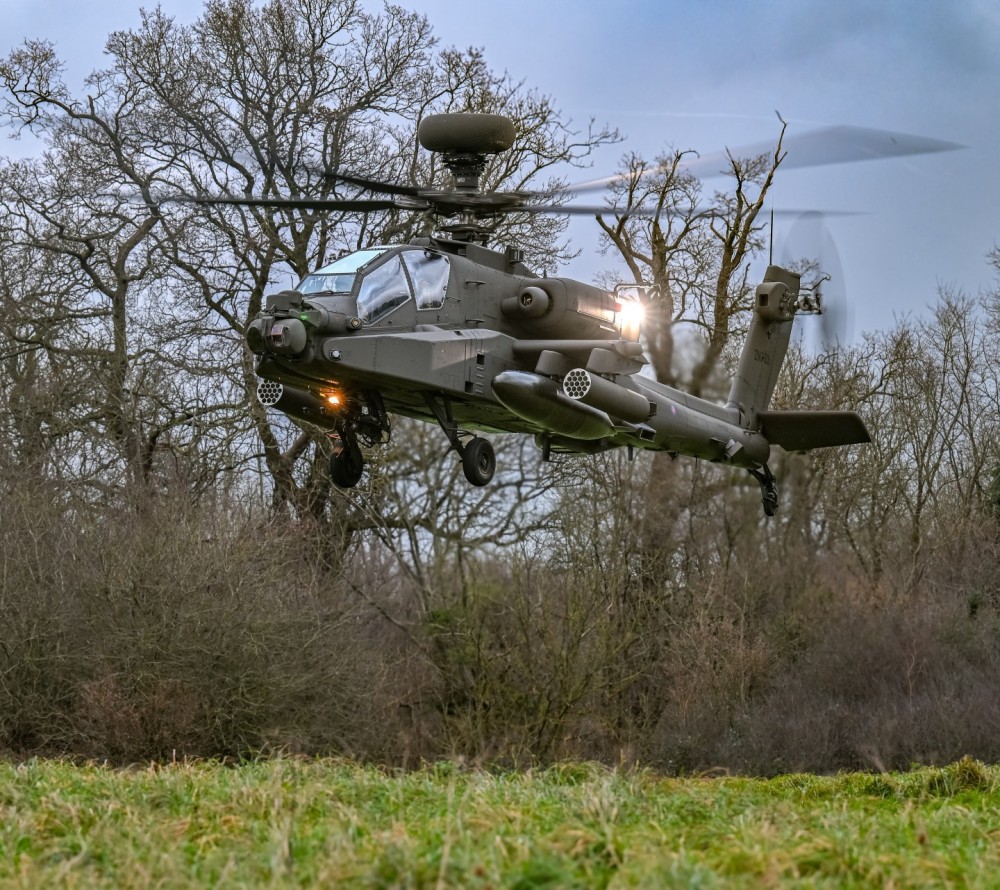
[501,278,620,339]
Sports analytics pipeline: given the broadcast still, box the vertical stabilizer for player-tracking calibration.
[727,265,800,426]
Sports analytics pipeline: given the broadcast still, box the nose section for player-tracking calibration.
[269,318,309,354]
[302,295,364,333]
[246,316,308,356]
[246,290,364,357]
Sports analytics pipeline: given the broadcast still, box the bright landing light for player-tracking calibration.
[617,298,645,342]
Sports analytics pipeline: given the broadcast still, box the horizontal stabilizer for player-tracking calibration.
[758,410,871,452]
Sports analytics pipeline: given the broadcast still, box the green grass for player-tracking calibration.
[1,756,999,887]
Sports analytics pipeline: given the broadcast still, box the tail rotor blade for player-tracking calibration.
[780,211,851,351]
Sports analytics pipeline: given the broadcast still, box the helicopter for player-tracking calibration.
[225,112,951,515]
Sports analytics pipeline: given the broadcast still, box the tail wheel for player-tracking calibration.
[748,465,779,517]
[462,437,495,486]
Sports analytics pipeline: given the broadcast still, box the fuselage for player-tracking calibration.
[248,236,771,467]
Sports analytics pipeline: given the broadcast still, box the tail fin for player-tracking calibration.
[727,265,800,426]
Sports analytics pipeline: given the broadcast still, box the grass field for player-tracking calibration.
[1,757,998,887]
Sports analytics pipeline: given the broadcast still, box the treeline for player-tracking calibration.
[3,284,1000,772]
[2,0,1000,772]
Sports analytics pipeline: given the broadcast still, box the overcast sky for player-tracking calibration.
[4,0,998,337]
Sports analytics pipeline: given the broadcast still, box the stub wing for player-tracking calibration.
[758,410,871,452]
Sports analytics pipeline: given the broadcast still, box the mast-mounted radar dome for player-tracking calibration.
[417,113,516,155]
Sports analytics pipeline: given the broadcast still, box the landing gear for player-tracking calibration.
[748,464,779,516]
[462,437,496,486]
[424,393,496,486]
[329,429,364,488]
[327,392,391,490]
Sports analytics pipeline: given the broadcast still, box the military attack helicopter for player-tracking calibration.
[223,112,953,515]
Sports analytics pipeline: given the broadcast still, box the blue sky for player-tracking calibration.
[4,0,998,336]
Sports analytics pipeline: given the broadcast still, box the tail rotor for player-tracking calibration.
[779,210,851,352]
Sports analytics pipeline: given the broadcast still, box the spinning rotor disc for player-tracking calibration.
[154,112,962,249]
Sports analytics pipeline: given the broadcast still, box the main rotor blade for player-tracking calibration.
[520,203,861,219]
[564,125,964,194]
[319,171,424,198]
[517,203,672,218]
[684,125,965,179]
[180,195,423,212]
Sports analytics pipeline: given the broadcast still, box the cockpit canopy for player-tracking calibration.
[298,248,388,297]
[298,247,450,323]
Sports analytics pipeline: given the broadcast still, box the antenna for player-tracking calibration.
[769,207,774,264]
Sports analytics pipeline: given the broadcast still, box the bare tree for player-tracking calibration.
[594,120,786,394]
[0,0,615,528]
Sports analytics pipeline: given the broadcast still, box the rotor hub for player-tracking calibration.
[441,152,488,190]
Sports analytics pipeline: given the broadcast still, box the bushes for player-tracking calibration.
[4,445,1000,772]
[730,581,1000,774]
[0,482,385,761]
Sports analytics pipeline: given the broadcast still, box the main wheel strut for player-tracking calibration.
[423,393,496,486]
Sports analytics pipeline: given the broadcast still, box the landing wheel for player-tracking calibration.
[749,465,779,517]
[462,437,496,486]
[330,436,364,488]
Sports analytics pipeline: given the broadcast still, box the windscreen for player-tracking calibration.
[298,248,388,295]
